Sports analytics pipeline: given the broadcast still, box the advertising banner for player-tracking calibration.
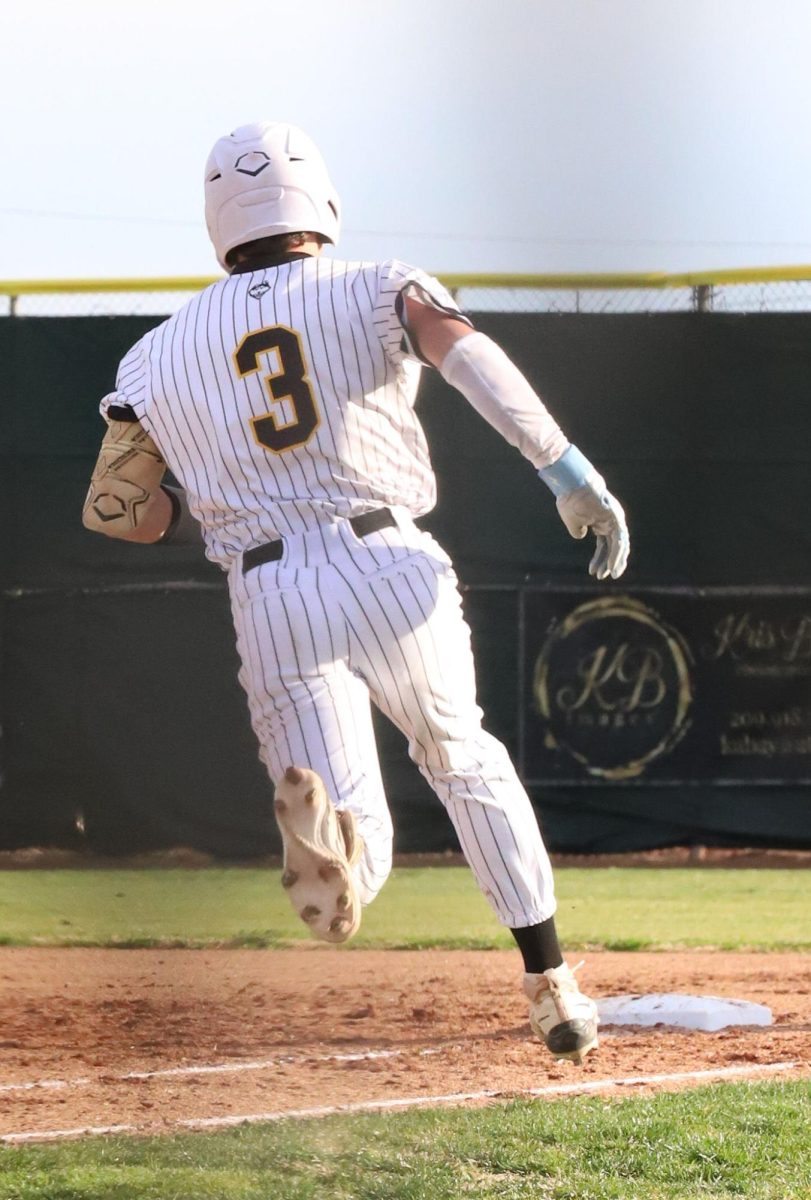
[521,588,811,787]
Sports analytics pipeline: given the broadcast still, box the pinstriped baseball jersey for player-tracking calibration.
[99,248,559,932]
[101,257,470,570]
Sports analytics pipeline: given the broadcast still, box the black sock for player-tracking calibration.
[510,916,564,974]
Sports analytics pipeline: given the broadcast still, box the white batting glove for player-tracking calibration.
[539,446,630,580]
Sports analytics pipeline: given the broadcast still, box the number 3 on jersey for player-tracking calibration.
[233,326,320,453]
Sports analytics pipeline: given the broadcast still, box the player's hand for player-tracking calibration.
[556,480,630,579]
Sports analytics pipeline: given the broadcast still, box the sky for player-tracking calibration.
[2,0,811,281]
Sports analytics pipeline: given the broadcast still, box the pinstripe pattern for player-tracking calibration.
[103,254,557,926]
[100,258,456,569]
[228,513,556,926]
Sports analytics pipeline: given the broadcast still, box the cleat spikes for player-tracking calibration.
[318,860,343,881]
[272,765,363,944]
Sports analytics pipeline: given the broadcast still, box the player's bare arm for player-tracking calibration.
[82,413,174,544]
[404,296,630,580]
[403,295,473,367]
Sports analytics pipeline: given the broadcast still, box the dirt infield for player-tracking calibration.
[1,947,809,1141]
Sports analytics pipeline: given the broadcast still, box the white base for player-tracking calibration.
[597,993,772,1032]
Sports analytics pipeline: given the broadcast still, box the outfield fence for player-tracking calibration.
[4,267,811,853]
[3,266,811,315]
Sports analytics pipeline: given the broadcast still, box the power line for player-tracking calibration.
[1,205,811,249]
[0,206,197,228]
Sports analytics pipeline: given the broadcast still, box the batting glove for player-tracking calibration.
[539,445,630,580]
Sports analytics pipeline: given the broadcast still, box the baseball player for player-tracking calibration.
[83,121,630,1065]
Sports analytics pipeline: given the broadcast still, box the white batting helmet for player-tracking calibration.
[204,122,341,269]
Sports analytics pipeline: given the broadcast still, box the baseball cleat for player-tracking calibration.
[523,961,599,1064]
[273,766,363,944]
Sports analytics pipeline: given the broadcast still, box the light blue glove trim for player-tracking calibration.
[538,444,597,497]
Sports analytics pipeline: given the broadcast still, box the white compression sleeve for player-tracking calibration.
[438,331,569,469]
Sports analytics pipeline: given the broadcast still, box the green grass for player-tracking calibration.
[0,866,808,950]
[1,1080,809,1198]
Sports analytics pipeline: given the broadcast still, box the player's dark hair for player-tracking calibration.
[226,231,325,268]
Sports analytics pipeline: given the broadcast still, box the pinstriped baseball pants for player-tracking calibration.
[228,510,556,927]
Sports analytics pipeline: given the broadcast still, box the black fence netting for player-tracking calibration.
[2,311,811,855]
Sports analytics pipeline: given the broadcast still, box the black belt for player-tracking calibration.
[242,508,397,574]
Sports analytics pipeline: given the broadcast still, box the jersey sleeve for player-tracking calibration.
[373,259,473,367]
[98,332,152,422]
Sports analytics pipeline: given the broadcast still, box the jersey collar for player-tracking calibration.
[229,252,313,275]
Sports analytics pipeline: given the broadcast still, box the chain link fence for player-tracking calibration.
[701,281,811,313]
[0,289,203,318]
[452,279,811,313]
[4,274,811,316]
[452,286,698,313]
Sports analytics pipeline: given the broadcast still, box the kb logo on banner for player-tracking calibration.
[533,596,693,778]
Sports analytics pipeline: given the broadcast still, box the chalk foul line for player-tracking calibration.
[0,1060,803,1144]
[0,1044,448,1095]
